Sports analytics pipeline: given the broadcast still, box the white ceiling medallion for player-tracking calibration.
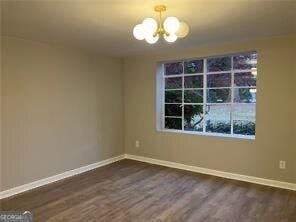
[133,5,189,44]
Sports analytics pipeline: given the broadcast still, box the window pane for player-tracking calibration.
[233,104,255,121]
[165,90,182,103]
[207,73,231,88]
[207,57,231,72]
[234,88,256,103]
[165,104,182,116]
[207,89,231,103]
[233,52,257,70]
[165,117,182,130]
[165,62,183,75]
[184,105,203,131]
[184,90,203,103]
[184,75,203,88]
[184,60,204,74]
[165,77,182,89]
[205,104,231,134]
[234,72,256,87]
[233,120,255,135]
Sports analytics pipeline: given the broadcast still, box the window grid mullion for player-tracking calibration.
[230,56,234,135]
[162,64,165,129]
[165,116,182,119]
[182,62,185,131]
[203,58,207,133]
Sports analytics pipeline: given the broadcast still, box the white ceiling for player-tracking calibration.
[1,0,296,57]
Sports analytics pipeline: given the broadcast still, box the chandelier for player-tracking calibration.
[133,5,189,44]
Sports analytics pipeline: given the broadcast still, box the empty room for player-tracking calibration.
[0,0,296,221]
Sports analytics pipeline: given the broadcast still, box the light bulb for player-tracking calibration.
[133,24,145,40]
[164,33,178,43]
[164,16,180,34]
[145,34,159,44]
[142,18,158,35]
[176,22,189,38]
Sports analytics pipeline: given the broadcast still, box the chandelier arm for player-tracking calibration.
[159,11,170,36]
[153,10,162,37]
[158,10,163,30]
[153,5,170,37]
[136,4,180,42]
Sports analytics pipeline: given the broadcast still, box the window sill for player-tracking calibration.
[157,129,255,140]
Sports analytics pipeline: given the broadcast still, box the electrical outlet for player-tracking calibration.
[135,140,140,148]
[279,160,286,169]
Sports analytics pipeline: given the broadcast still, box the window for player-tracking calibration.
[156,52,257,139]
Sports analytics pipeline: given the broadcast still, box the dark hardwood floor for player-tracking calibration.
[1,159,296,222]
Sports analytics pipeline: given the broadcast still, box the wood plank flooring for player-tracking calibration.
[1,159,296,222]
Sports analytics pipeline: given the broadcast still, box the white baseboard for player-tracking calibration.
[125,154,296,191]
[1,153,295,200]
[0,155,125,200]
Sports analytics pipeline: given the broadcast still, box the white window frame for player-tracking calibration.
[156,51,257,140]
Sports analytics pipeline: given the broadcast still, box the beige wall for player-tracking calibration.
[124,35,296,184]
[1,36,124,190]
[1,34,295,192]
